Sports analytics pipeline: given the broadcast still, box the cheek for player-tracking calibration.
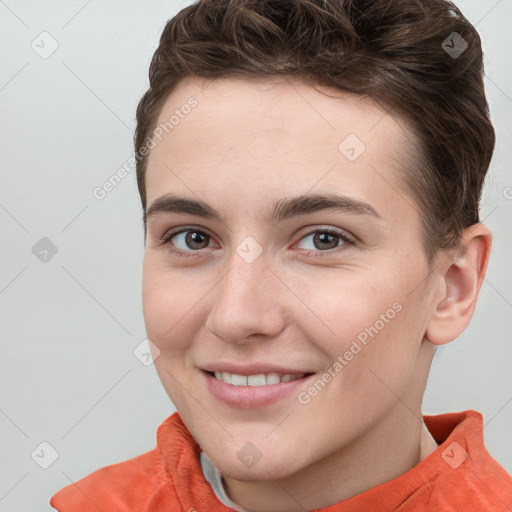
[290,269,404,352]
[142,259,202,409]
[142,257,196,353]
[337,290,427,408]
[297,269,425,393]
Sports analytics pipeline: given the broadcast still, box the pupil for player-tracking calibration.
[315,233,337,250]
[187,231,207,249]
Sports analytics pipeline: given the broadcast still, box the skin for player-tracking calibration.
[142,76,491,512]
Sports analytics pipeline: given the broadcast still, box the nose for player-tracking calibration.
[204,249,286,345]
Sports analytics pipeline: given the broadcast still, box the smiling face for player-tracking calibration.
[142,76,441,492]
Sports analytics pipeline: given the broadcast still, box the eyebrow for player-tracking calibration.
[144,192,381,225]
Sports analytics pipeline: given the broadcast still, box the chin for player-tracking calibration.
[209,443,307,482]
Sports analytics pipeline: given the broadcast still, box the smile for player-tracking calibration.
[202,370,317,408]
[212,371,309,386]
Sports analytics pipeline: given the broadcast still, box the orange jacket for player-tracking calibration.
[50,410,512,511]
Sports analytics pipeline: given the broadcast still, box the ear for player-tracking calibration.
[425,223,492,345]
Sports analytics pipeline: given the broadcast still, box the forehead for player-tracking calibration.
[145,76,417,224]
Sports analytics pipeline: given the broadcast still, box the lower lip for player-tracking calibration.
[201,370,316,409]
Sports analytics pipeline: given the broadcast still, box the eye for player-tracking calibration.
[159,226,215,258]
[159,225,355,259]
[295,227,354,257]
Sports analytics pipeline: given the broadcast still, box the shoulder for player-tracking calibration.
[405,456,512,511]
[49,447,177,512]
[404,410,512,511]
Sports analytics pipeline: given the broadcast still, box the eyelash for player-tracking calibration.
[158,225,355,259]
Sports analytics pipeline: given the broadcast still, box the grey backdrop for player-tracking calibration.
[0,1,511,511]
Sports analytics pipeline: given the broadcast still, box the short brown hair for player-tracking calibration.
[134,0,495,264]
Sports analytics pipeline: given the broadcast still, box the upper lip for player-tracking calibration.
[201,362,314,376]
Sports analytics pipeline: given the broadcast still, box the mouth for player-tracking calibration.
[206,370,316,386]
[201,369,317,409]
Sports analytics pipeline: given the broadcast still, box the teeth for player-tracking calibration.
[265,373,281,385]
[213,371,306,386]
[248,374,266,386]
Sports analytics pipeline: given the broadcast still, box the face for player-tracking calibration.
[142,76,438,481]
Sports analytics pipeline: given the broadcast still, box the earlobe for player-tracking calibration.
[425,224,492,346]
